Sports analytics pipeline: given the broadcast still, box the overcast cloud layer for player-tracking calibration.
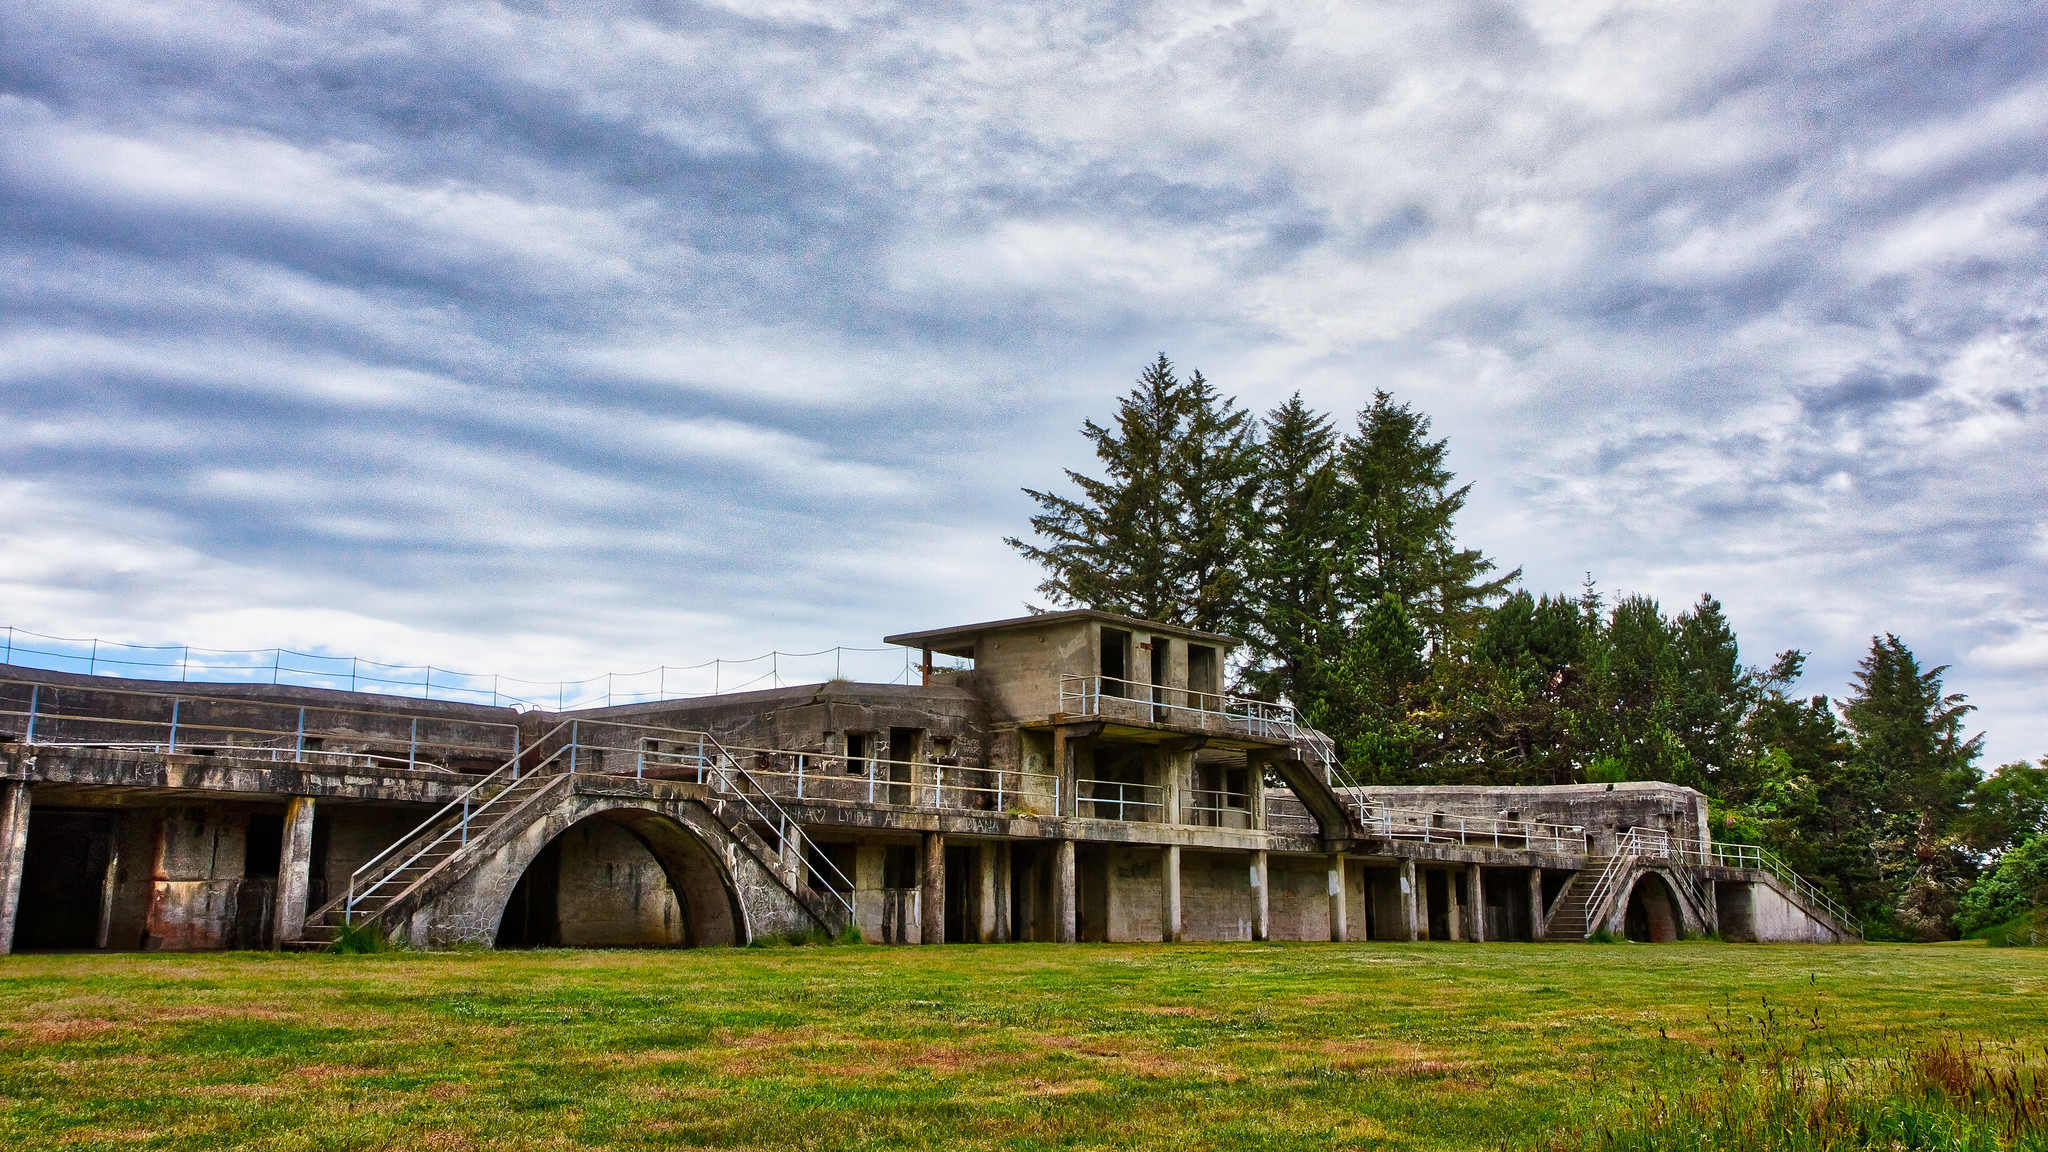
[3,1,2045,758]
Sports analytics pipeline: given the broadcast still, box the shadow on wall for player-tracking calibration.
[495,812,739,948]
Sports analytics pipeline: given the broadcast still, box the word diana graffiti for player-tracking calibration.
[0,611,1859,953]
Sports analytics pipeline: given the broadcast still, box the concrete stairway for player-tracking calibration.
[291,768,570,948]
[287,722,849,950]
[1538,857,1612,941]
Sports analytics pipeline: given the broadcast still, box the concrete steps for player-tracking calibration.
[1540,857,1611,941]
[289,769,562,948]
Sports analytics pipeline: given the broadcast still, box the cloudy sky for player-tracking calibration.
[3,2,2044,757]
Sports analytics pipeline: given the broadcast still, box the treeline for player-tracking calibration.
[1010,355,2048,941]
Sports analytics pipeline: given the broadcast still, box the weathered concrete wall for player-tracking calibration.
[1181,850,1257,942]
[1351,782,1710,853]
[0,664,525,772]
[1267,854,1333,941]
[1742,877,1858,943]
[553,819,687,947]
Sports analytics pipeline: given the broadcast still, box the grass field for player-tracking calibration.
[0,941,2042,1151]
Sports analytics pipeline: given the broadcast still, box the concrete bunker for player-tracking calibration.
[495,809,742,948]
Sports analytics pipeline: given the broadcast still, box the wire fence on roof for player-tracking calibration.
[0,625,972,711]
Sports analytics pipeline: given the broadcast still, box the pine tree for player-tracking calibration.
[1334,392,1516,647]
[1006,355,1258,633]
[1241,394,1343,705]
[1839,634,1985,939]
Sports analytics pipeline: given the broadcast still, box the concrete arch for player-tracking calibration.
[495,807,744,948]
[398,792,784,949]
[1623,872,1681,943]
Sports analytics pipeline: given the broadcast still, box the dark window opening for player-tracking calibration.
[845,732,871,775]
[243,813,285,878]
[806,841,855,894]
[883,845,919,889]
[1100,629,1131,696]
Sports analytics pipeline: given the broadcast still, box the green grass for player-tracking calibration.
[0,942,2042,1150]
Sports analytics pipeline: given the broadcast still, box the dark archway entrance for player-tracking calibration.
[1624,873,1680,943]
[494,808,743,948]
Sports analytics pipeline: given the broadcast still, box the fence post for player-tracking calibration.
[90,638,98,675]
[168,699,180,753]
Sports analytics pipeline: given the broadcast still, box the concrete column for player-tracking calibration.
[1162,844,1182,942]
[994,842,1012,942]
[271,797,317,948]
[1328,854,1348,942]
[921,831,945,945]
[976,844,998,942]
[1467,863,1486,943]
[0,782,30,955]
[1446,870,1463,941]
[1399,857,1419,941]
[1251,849,1269,941]
[1054,839,1077,943]
[1529,867,1547,941]
[1052,727,1070,816]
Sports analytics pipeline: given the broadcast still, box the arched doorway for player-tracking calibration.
[1623,872,1680,943]
[495,808,743,948]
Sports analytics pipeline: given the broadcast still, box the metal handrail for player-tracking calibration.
[1338,795,1589,853]
[0,677,520,771]
[1599,829,1862,936]
[1058,675,1297,739]
[541,719,858,920]
[1075,777,1163,822]
[707,744,1062,815]
[343,720,578,922]
[1180,786,1253,827]
[336,719,860,929]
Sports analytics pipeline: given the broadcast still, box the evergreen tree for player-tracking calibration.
[1455,589,1597,785]
[1241,394,1343,705]
[1007,355,1259,633]
[1839,635,1986,939]
[1670,595,1756,790]
[1334,392,1516,646]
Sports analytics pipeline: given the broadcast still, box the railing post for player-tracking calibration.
[295,707,306,759]
[462,800,470,843]
[168,698,179,753]
[570,722,579,774]
[409,718,418,770]
[25,685,38,744]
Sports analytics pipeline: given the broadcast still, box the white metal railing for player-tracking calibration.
[1058,675,1297,740]
[1181,787,1254,828]
[336,718,858,929]
[1611,830,1861,934]
[1264,792,1321,835]
[1075,777,1164,822]
[0,677,521,773]
[705,745,1061,816]
[1343,795,1589,853]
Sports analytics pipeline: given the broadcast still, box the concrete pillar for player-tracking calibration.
[1445,870,1463,941]
[272,796,317,948]
[1467,863,1486,943]
[921,831,945,945]
[994,842,1012,942]
[1251,849,1269,941]
[1162,844,1182,942]
[1054,839,1077,942]
[1052,727,1070,816]
[1328,854,1348,942]
[0,782,29,955]
[1399,857,1419,941]
[1529,867,1547,941]
[976,843,999,942]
